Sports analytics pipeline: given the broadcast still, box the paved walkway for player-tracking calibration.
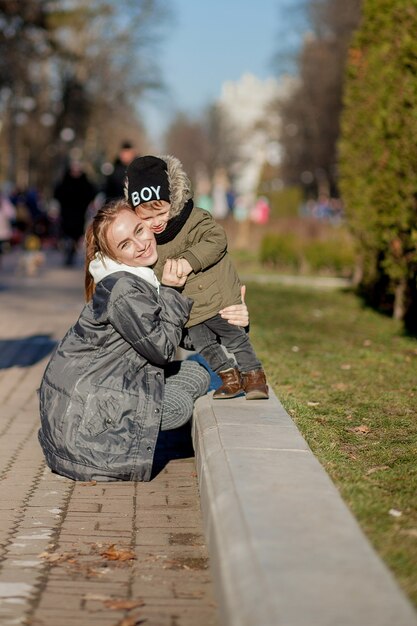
[0,249,218,626]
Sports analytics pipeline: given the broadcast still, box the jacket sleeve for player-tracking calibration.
[180,210,228,273]
[108,282,192,366]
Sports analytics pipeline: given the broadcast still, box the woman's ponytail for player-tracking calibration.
[84,223,97,301]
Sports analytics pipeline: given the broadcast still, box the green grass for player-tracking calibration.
[246,282,417,606]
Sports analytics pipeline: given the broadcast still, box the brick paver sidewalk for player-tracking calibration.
[0,250,218,626]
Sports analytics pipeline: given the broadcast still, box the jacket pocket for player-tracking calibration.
[75,385,140,460]
[185,275,222,313]
[78,388,125,438]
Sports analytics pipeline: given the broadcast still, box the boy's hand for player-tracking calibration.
[176,258,193,277]
[161,259,188,287]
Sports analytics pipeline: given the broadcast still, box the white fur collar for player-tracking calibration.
[89,254,160,292]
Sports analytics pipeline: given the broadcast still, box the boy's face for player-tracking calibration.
[135,200,171,234]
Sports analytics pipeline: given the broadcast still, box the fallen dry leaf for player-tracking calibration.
[115,613,143,626]
[100,544,135,561]
[340,363,351,370]
[389,508,402,518]
[38,551,76,564]
[79,480,97,486]
[83,593,110,602]
[332,382,349,391]
[307,401,320,407]
[349,424,371,435]
[82,566,106,578]
[366,465,390,475]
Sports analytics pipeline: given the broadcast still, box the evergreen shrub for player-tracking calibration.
[260,233,300,269]
[338,0,417,330]
[259,227,355,275]
[304,238,355,274]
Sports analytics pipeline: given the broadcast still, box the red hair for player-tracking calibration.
[84,199,135,301]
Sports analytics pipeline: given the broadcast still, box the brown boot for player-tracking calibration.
[241,369,269,400]
[213,367,243,399]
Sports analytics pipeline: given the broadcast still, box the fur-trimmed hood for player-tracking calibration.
[159,154,193,218]
[124,154,193,218]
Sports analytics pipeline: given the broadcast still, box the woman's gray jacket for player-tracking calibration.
[38,272,192,482]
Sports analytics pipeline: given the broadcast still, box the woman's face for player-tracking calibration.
[107,209,158,267]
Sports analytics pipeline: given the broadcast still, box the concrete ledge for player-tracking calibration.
[192,389,417,626]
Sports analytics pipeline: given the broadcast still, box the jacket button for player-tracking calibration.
[105,418,113,425]
[154,408,160,414]
[156,372,161,377]
[147,446,152,452]
[198,284,203,290]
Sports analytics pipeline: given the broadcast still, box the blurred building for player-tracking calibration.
[217,73,296,202]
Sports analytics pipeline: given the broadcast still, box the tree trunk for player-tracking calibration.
[352,258,363,287]
[393,278,406,321]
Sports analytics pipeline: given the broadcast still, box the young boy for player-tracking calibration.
[125,155,268,400]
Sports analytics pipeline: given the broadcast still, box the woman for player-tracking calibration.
[38,200,248,482]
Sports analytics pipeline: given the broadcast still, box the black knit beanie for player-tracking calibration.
[126,156,170,207]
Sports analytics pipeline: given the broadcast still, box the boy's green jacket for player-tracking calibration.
[153,205,242,327]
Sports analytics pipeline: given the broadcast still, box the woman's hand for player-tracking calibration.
[161,259,188,288]
[219,285,249,327]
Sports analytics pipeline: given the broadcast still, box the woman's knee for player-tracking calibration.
[160,389,194,431]
[166,360,210,399]
[181,360,210,397]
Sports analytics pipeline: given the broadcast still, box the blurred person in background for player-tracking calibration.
[54,160,97,266]
[104,141,137,202]
[0,188,16,267]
